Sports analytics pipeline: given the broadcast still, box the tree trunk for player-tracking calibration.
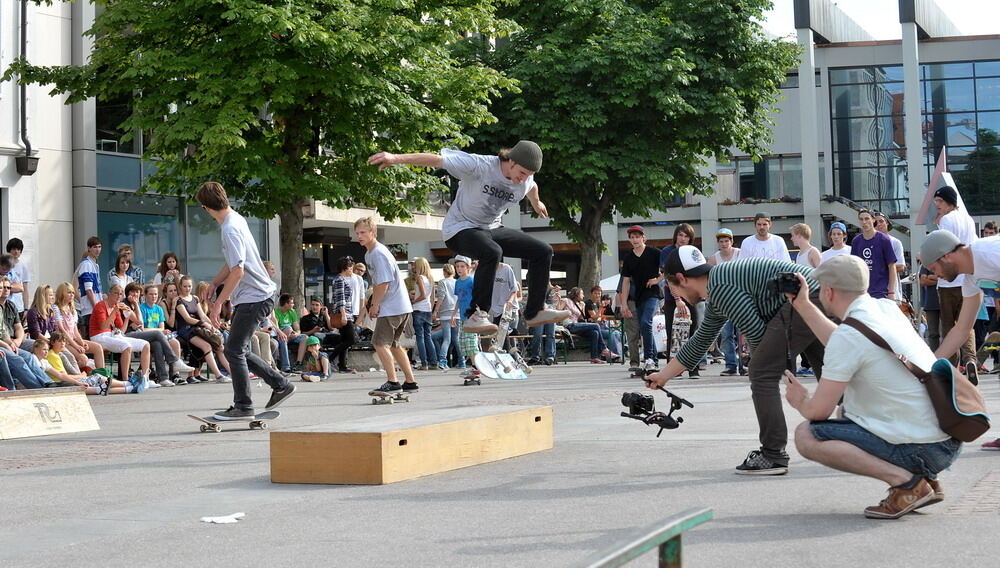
[576,194,612,291]
[277,197,309,309]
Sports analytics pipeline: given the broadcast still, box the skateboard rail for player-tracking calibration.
[571,507,713,568]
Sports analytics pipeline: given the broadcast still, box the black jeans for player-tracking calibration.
[445,226,552,320]
[225,298,289,410]
[328,321,357,370]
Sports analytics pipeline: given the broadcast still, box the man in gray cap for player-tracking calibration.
[781,255,960,519]
[932,186,979,369]
[368,141,568,335]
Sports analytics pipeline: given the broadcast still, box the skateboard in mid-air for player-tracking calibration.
[187,410,280,433]
[368,388,415,405]
[475,350,527,380]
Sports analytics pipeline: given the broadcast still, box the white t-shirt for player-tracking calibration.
[365,242,411,318]
[794,246,820,268]
[822,295,947,444]
[738,234,791,262]
[820,247,850,264]
[10,260,29,312]
[938,209,978,288]
[350,273,365,317]
[410,275,433,312]
[440,149,534,241]
[221,210,275,306]
[886,233,905,298]
[711,248,740,264]
[961,236,1000,298]
[489,264,520,318]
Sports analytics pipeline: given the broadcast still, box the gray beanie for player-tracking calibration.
[507,140,542,172]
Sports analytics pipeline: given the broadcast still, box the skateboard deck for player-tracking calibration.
[368,389,414,405]
[475,351,527,380]
[188,410,280,433]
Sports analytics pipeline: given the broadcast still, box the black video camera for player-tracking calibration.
[766,272,802,296]
[620,387,694,437]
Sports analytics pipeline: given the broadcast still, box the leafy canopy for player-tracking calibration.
[467,0,799,242]
[5,0,517,219]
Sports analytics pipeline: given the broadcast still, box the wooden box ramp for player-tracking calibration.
[270,405,553,485]
[0,387,100,440]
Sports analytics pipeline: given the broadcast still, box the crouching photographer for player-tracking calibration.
[781,254,962,519]
[646,246,825,476]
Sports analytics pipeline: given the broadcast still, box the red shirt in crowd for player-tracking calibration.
[90,300,125,337]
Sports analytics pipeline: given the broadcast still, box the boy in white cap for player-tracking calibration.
[368,141,568,334]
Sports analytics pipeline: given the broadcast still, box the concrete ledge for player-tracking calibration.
[270,405,553,485]
[0,387,100,440]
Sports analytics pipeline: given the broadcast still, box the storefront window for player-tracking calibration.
[96,191,181,281]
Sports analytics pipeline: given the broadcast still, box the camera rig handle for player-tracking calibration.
[622,383,695,437]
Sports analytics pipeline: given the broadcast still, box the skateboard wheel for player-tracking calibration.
[259,422,268,430]
[212,425,222,433]
[200,425,209,433]
[250,422,260,430]
[372,398,378,405]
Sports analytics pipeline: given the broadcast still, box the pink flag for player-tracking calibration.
[917,146,947,225]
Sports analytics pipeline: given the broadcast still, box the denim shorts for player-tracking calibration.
[809,418,962,479]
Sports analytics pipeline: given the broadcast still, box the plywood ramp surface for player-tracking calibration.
[0,388,100,440]
[270,405,553,485]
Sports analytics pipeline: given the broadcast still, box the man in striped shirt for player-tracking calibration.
[648,245,826,475]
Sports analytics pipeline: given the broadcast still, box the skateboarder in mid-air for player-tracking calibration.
[368,140,569,335]
[196,182,296,420]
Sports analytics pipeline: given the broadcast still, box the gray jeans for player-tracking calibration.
[127,330,178,380]
[225,298,289,410]
[623,300,641,367]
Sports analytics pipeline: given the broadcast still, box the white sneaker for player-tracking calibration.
[525,308,570,327]
[463,310,498,335]
[158,379,176,387]
[146,379,161,389]
[216,374,232,383]
[171,360,196,374]
[643,358,657,372]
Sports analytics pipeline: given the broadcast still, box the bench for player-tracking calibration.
[571,507,713,567]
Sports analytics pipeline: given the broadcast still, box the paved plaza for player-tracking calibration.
[3,361,1000,567]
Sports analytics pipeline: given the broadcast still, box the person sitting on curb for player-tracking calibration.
[300,335,329,382]
[781,254,961,519]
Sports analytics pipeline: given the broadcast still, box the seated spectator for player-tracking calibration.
[24,284,59,352]
[125,283,195,387]
[38,334,139,394]
[173,276,230,382]
[152,252,183,285]
[0,275,56,388]
[585,286,622,361]
[556,286,608,364]
[273,294,302,372]
[108,252,134,290]
[300,335,329,382]
[89,285,152,385]
[528,285,559,366]
[53,282,106,371]
[782,255,960,519]
[296,297,333,367]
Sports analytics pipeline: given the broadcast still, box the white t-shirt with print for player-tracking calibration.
[440,149,534,241]
[489,264,520,318]
[738,234,791,262]
[961,236,1000,298]
[822,295,948,444]
[365,241,411,318]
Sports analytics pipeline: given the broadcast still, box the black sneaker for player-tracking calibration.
[688,368,700,379]
[370,381,402,395]
[214,406,255,421]
[545,357,555,366]
[965,361,979,386]
[526,357,541,366]
[720,369,738,376]
[265,383,296,410]
[401,381,419,393]
[735,450,788,476]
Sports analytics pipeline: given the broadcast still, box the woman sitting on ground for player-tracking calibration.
[53,282,105,371]
[175,276,230,381]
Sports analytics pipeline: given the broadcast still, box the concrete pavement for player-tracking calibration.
[2,361,999,567]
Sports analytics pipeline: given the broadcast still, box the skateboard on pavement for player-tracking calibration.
[368,388,414,405]
[187,410,280,433]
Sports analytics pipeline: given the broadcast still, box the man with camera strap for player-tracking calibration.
[647,246,825,476]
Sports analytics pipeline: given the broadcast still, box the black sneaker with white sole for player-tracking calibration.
[370,381,402,394]
[214,406,256,421]
[265,383,297,410]
[401,381,419,393]
[735,450,789,476]
[965,361,979,386]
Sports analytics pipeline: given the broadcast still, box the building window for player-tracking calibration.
[721,155,821,201]
[96,94,139,155]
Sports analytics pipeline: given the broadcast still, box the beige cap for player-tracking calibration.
[811,254,869,293]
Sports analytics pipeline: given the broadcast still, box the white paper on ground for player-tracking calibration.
[200,512,246,524]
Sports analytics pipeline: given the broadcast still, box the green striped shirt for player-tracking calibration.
[675,258,819,370]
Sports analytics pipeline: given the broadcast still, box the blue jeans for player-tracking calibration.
[810,418,962,480]
[529,322,556,359]
[600,328,622,357]
[721,320,738,371]
[638,296,660,361]
[412,311,438,366]
[567,322,606,359]
[1,347,53,388]
[433,321,461,366]
[0,356,15,390]
[225,298,290,410]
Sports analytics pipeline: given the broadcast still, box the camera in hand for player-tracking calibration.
[620,387,694,437]
[766,272,802,296]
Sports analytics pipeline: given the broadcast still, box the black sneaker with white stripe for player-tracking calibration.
[735,450,788,476]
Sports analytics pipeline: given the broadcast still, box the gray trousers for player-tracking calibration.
[225,298,289,410]
[623,300,641,367]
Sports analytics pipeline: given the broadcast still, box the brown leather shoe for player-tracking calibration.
[864,479,934,519]
[915,479,945,510]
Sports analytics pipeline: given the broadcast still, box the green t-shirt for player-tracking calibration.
[275,307,299,330]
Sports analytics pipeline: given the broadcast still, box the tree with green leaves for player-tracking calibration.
[465,0,798,288]
[4,0,515,304]
[954,129,1000,214]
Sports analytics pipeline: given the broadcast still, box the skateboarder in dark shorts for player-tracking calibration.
[197,182,295,420]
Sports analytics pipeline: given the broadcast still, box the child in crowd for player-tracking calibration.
[300,335,329,382]
[36,334,139,394]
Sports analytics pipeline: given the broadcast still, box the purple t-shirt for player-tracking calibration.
[850,231,896,299]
